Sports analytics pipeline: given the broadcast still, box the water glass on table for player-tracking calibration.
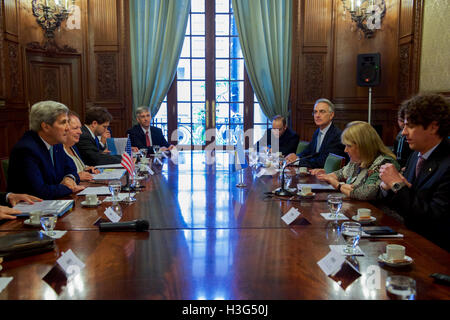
[341,221,362,254]
[108,180,122,203]
[327,194,343,218]
[386,275,416,300]
[153,145,160,155]
[40,212,57,237]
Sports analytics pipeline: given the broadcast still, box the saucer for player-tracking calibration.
[81,200,102,208]
[378,253,413,267]
[297,192,315,199]
[352,215,376,224]
[24,219,41,227]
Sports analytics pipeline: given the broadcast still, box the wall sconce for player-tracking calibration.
[341,0,386,38]
[31,0,75,39]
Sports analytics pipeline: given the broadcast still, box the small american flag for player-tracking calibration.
[121,135,134,176]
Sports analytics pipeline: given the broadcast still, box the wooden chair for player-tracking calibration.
[324,153,346,174]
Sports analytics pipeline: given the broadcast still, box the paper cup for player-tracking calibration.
[386,244,405,261]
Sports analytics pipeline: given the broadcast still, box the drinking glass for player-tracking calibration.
[139,148,148,159]
[341,221,362,254]
[249,150,258,166]
[153,145,160,155]
[40,212,57,236]
[327,194,343,218]
[386,276,416,300]
[108,180,122,203]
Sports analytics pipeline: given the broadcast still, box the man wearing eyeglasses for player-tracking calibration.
[285,98,346,168]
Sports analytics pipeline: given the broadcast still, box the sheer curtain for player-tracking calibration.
[232,0,292,120]
[129,0,190,120]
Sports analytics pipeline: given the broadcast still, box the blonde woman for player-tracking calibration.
[316,121,399,200]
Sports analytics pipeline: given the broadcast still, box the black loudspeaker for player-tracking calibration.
[357,53,381,87]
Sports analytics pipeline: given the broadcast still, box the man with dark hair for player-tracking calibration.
[8,101,83,199]
[380,93,450,251]
[286,98,346,168]
[256,115,299,156]
[76,107,122,166]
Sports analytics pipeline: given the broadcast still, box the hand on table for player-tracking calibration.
[0,206,21,220]
[7,193,42,206]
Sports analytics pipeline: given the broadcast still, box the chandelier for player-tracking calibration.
[341,0,386,38]
[31,0,76,39]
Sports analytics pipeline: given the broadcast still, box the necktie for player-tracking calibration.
[49,146,54,166]
[94,136,100,150]
[145,130,151,147]
[415,155,424,178]
[316,132,322,153]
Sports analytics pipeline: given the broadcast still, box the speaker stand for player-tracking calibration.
[368,87,372,125]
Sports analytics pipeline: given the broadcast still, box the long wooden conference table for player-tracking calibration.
[0,150,449,300]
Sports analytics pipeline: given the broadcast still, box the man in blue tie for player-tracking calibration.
[7,101,84,199]
[285,98,347,168]
[76,106,122,166]
[379,93,450,251]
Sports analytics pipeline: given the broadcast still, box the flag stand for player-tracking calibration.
[121,172,136,203]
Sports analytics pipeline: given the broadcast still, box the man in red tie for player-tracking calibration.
[126,107,175,154]
[379,93,450,251]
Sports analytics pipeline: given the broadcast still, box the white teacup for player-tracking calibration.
[29,210,43,224]
[86,194,98,205]
[299,167,308,174]
[357,208,372,220]
[299,185,312,195]
[386,244,405,261]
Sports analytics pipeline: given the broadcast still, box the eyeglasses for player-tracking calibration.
[312,110,330,116]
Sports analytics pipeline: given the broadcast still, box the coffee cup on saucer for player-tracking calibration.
[86,194,99,205]
[386,244,406,261]
[299,167,308,174]
[299,185,312,195]
[29,210,43,225]
[357,208,371,220]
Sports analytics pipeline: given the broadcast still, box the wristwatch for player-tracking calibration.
[391,181,406,193]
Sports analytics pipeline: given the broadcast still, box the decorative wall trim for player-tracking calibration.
[96,52,118,100]
[303,54,325,103]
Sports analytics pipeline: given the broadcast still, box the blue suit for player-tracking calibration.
[7,131,80,200]
[297,123,347,168]
[126,125,169,154]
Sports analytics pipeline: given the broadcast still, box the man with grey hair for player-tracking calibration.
[7,100,84,199]
[126,107,175,154]
[286,98,346,168]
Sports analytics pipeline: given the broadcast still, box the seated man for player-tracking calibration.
[7,101,84,199]
[379,93,449,251]
[0,192,42,220]
[127,107,175,154]
[286,98,346,168]
[256,115,299,156]
[76,106,122,165]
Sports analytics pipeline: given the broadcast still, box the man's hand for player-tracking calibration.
[61,177,86,193]
[131,147,139,153]
[78,171,94,182]
[8,193,42,207]
[285,153,298,164]
[85,166,100,174]
[310,168,325,176]
[100,130,111,145]
[379,163,405,189]
[0,206,20,220]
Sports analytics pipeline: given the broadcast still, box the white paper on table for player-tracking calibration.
[361,231,404,238]
[0,277,13,293]
[329,245,365,256]
[41,230,67,239]
[92,169,126,181]
[77,187,111,196]
[317,250,346,276]
[281,207,301,225]
[95,163,124,169]
[298,183,335,190]
[103,193,136,202]
[320,213,349,221]
[104,207,121,223]
[57,249,85,280]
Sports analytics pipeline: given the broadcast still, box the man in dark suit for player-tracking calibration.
[127,107,175,154]
[76,106,122,165]
[256,115,299,156]
[380,94,450,251]
[286,98,347,168]
[8,101,84,200]
[0,192,42,220]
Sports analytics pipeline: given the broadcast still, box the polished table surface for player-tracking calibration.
[0,151,449,299]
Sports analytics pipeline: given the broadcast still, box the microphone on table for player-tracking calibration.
[99,219,149,232]
[275,153,319,197]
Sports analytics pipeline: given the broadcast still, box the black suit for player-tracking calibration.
[76,125,122,166]
[0,192,8,206]
[256,127,299,156]
[297,123,347,168]
[126,125,169,154]
[382,139,450,251]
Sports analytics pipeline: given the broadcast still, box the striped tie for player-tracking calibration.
[415,155,424,178]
